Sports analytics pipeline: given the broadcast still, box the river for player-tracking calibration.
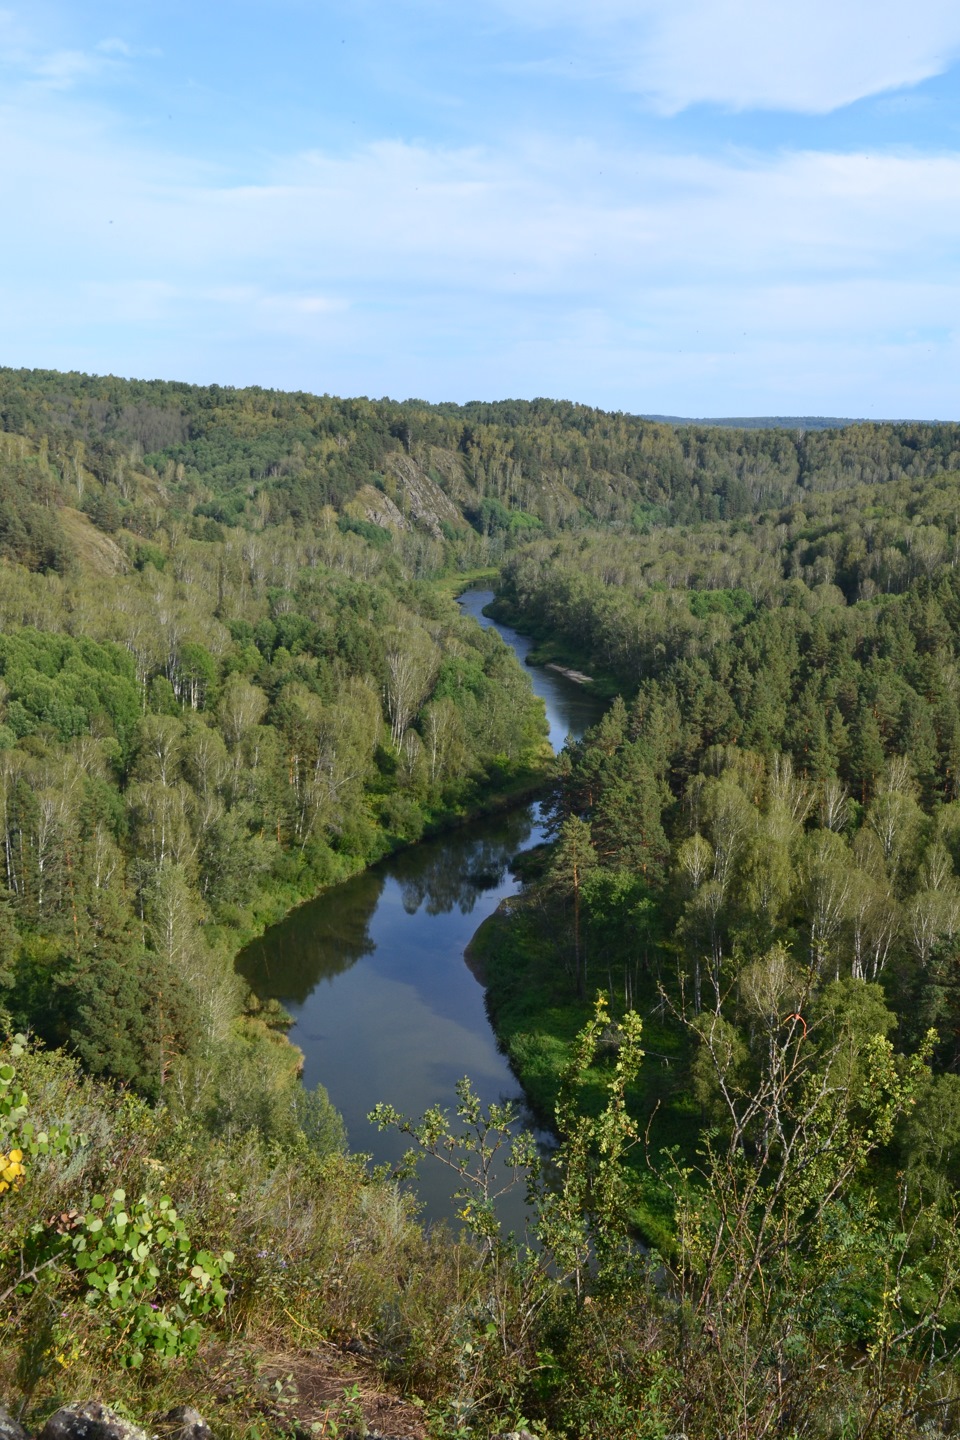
[237,589,604,1229]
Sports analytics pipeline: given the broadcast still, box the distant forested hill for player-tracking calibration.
[1,368,959,568]
[641,413,867,429]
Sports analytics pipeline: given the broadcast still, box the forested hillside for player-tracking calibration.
[0,400,550,1108]
[477,460,960,1431]
[5,368,960,1437]
[2,368,960,556]
[490,460,960,1135]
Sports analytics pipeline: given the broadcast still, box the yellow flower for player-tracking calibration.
[0,1148,26,1192]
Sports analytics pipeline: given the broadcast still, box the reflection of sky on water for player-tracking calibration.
[237,589,604,1228]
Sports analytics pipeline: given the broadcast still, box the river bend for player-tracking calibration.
[238,589,603,1224]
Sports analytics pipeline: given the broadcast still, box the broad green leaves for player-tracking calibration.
[67,1189,234,1368]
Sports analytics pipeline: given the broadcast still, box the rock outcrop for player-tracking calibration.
[0,1404,31,1440]
[0,1404,213,1440]
[384,453,468,537]
[37,1403,150,1440]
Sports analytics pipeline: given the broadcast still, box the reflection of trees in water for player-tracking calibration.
[236,869,385,1003]
[392,808,537,917]
[240,804,540,1002]
[396,843,501,917]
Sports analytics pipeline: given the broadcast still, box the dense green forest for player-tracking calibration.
[0,457,549,1104]
[2,367,959,547]
[6,368,960,1437]
[480,464,960,1431]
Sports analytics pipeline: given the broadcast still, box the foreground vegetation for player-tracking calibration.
[6,368,960,1434]
[7,993,960,1440]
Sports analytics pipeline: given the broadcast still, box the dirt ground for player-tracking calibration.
[203,1338,431,1439]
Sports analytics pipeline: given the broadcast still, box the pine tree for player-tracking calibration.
[546,818,598,1002]
[63,890,200,1097]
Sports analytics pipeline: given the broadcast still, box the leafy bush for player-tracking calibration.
[66,1189,234,1368]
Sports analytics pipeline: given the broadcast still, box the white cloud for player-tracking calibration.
[96,37,133,56]
[0,10,140,90]
[32,48,109,86]
[492,0,960,113]
[1,78,959,413]
[187,141,960,295]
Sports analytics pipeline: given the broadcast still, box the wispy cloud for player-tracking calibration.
[31,48,111,86]
[492,0,960,113]
[0,3,958,414]
[96,37,134,57]
[1,81,958,412]
[0,10,144,90]
[167,140,960,294]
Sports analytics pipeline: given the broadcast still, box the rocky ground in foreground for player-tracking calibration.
[1,1398,537,1440]
[0,1338,434,1440]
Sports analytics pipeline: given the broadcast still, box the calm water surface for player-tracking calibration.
[238,589,604,1227]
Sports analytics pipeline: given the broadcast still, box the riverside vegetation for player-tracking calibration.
[4,368,960,1435]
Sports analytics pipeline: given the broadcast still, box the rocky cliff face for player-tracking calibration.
[383,453,468,537]
[351,453,472,539]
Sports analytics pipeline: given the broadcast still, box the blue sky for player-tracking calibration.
[2,1,959,417]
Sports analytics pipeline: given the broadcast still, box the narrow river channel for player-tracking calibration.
[238,590,604,1228]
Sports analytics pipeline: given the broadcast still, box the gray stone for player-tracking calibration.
[38,1403,150,1440]
[152,1410,211,1440]
[342,1433,411,1440]
[0,1404,31,1440]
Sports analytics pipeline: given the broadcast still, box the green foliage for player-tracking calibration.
[5,367,960,545]
[0,421,549,1102]
[0,1041,30,1137]
[544,817,597,1000]
[0,630,140,747]
[8,367,960,1431]
[188,1032,345,1155]
[369,998,960,1437]
[66,934,201,1101]
[655,1019,948,1437]
[370,1077,539,1252]
[0,434,72,573]
[0,1034,460,1428]
[65,1189,234,1368]
[495,470,960,1177]
[536,995,645,1297]
[687,586,753,621]
[376,999,645,1276]
[370,1000,651,1428]
[337,515,392,547]
[470,498,544,537]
